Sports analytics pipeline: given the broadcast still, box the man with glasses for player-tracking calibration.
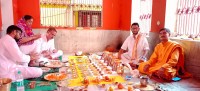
[0,25,42,80]
[138,28,191,81]
[118,22,149,70]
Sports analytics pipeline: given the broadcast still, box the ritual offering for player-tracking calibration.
[45,60,63,68]
[128,85,133,91]
[83,77,89,85]
[44,73,67,81]
[104,76,110,81]
[41,67,51,73]
[108,86,114,91]
[118,83,124,89]
[66,56,125,87]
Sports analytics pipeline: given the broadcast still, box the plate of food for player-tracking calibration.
[133,83,155,91]
[44,60,63,68]
[40,67,51,72]
[44,73,67,81]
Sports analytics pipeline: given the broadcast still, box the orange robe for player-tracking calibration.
[138,40,191,80]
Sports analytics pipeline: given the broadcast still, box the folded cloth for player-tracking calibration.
[172,77,181,82]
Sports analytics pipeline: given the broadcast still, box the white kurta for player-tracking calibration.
[19,39,41,54]
[0,35,42,81]
[121,35,149,64]
[38,34,63,59]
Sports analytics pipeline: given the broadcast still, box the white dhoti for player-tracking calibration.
[121,52,140,64]
[121,52,139,71]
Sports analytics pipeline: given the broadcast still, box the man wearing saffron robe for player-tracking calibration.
[118,23,149,70]
[138,28,190,80]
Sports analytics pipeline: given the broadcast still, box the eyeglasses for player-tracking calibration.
[17,30,22,36]
[159,32,168,35]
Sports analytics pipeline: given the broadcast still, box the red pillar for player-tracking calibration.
[151,0,166,32]
[13,0,40,28]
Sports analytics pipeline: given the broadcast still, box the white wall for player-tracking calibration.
[131,0,152,33]
[165,0,178,33]
[33,29,129,53]
[130,0,141,35]
[131,0,140,23]
[1,0,14,36]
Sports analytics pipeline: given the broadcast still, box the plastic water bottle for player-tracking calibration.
[123,65,132,80]
[16,70,25,91]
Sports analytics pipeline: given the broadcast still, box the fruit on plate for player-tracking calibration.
[83,78,89,84]
[108,86,114,91]
[101,84,105,88]
[105,76,110,81]
[118,83,124,89]
[45,60,63,68]
[115,82,118,85]
[44,73,67,81]
[128,85,133,91]
[94,77,100,83]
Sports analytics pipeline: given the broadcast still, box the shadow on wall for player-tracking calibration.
[105,31,130,52]
[147,32,160,59]
[105,43,123,52]
[0,31,2,38]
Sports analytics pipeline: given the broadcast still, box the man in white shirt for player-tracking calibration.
[0,25,42,81]
[118,22,149,69]
[40,27,63,58]
[33,27,63,64]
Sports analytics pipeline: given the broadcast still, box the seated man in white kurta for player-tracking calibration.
[0,25,42,81]
[34,27,63,64]
[118,23,149,70]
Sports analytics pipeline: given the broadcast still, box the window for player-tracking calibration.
[139,0,152,34]
[131,0,152,35]
[78,11,101,27]
[175,0,200,36]
[40,0,102,27]
[166,0,200,39]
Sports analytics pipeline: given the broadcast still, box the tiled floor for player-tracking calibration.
[152,77,200,91]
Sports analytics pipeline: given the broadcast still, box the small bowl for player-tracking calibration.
[125,75,132,80]
[75,51,83,56]
[140,76,149,87]
[0,78,12,91]
[65,63,70,67]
